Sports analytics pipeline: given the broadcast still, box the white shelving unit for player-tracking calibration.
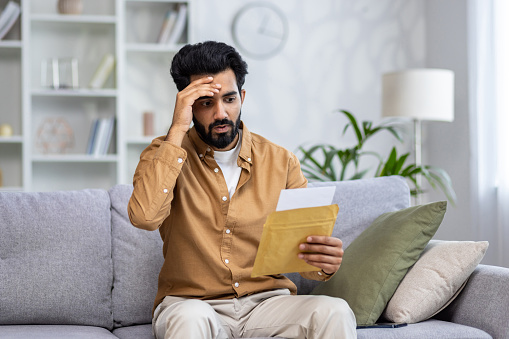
[0,0,23,192]
[0,0,193,191]
[120,0,193,185]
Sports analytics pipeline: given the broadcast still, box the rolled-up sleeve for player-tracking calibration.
[286,152,307,189]
[128,138,187,231]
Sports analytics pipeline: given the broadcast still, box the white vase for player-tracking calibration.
[57,0,83,15]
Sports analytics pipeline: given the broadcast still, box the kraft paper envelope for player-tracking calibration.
[251,204,339,278]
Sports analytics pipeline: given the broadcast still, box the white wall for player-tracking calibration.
[423,1,477,242]
[424,1,502,266]
[193,0,425,160]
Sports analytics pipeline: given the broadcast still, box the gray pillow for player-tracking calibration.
[110,184,164,328]
[0,190,114,329]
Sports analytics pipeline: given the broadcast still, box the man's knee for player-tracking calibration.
[155,299,228,339]
[308,296,356,327]
[168,299,217,325]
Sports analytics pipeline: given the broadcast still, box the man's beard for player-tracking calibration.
[193,113,241,150]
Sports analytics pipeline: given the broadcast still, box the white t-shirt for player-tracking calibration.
[213,130,242,198]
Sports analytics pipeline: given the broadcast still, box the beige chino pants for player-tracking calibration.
[152,289,357,339]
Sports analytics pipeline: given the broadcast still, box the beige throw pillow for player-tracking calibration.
[383,240,489,323]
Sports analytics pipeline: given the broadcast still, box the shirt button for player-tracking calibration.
[247,158,251,162]
[226,229,231,234]
[222,196,227,201]
[177,158,183,163]
[225,259,229,264]
[234,282,239,288]
[317,271,323,276]
[214,168,219,173]
[207,147,211,152]
[199,154,203,158]
[163,188,168,194]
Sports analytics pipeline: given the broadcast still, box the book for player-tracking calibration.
[157,8,178,44]
[88,54,115,89]
[166,4,187,46]
[86,119,99,154]
[100,117,115,155]
[87,117,115,155]
[0,1,21,40]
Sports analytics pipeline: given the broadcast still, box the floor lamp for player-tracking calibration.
[382,69,454,204]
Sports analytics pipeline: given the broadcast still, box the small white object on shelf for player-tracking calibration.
[41,57,79,89]
[0,1,21,40]
[89,53,115,89]
[0,123,13,137]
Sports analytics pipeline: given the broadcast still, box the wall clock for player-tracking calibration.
[232,2,289,59]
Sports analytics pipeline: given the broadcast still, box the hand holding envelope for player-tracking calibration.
[251,187,340,278]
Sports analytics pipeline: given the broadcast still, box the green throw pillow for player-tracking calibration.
[311,201,447,326]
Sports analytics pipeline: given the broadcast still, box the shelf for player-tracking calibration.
[0,187,24,192]
[0,136,23,143]
[31,14,116,24]
[125,43,184,53]
[126,0,185,3]
[126,136,157,145]
[31,88,118,98]
[32,154,118,163]
[2,0,194,191]
[0,41,22,49]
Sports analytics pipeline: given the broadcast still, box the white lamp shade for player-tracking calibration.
[382,69,455,122]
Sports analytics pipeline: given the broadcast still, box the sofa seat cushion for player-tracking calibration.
[357,319,492,339]
[112,325,279,339]
[112,324,154,339]
[0,190,113,329]
[0,325,118,339]
[109,321,492,339]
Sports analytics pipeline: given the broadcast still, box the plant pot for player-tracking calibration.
[57,0,83,15]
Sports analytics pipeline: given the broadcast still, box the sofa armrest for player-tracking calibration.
[435,264,509,338]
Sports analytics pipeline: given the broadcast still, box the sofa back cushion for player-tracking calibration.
[0,189,114,330]
[285,176,411,294]
[109,185,164,328]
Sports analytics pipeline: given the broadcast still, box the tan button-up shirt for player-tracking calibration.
[128,122,330,312]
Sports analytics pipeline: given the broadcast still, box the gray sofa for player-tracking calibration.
[0,176,507,339]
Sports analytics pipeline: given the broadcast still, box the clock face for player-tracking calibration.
[232,3,288,59]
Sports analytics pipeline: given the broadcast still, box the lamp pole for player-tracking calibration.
[414,119,422,205]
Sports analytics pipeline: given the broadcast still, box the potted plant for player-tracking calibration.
[298,110,457,204]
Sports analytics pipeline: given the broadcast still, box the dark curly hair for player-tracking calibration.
[170,41,248,92]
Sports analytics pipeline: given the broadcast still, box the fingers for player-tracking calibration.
[299,236,343,256]
[298,236,344,275]
[187,76,221,96]
[166,76,222,144]
[178,78,221,102]
[171,76,221,128]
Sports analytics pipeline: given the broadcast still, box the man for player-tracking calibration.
[128,41,356,339]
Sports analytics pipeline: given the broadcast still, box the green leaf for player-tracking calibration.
[339,110,363,147]
[350,168,370,180]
